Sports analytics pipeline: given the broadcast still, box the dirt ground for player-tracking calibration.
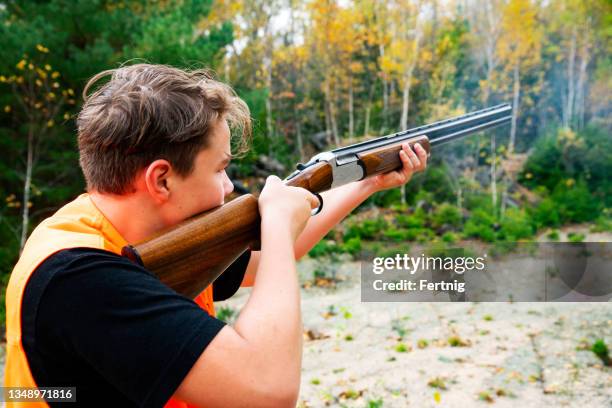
[222,255,611,408]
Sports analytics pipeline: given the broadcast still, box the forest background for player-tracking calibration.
[0,0,610,326]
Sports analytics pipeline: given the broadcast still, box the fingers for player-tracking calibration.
[404,143,421,170]
[414,142,428,170]
[305,191,319,210]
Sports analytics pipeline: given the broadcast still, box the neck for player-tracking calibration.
[89,191,166,244]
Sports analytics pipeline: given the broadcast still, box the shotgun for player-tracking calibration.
[122,104,513,298]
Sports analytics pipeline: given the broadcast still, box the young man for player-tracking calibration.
[4,64,427,407]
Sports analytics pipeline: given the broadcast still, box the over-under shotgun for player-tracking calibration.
[122,104,513,298]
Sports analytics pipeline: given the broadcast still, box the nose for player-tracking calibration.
[224,172,234,196]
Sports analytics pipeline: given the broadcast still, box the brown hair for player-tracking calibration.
[77,63,251,194]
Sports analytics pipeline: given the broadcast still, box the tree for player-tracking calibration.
[497,0,542,154]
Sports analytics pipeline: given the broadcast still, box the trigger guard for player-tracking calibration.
[310,193,323,216]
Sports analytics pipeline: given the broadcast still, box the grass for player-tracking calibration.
[591,339,611,366]
[395,342,410,353]
[427,377,447,390]
[447,335,470,347]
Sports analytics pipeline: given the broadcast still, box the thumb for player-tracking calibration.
[265,175,281,185]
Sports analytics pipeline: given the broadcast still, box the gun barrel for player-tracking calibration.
[331,103,512,160]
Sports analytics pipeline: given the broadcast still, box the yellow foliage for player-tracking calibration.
[36,44,49,53]
[16,60,26,70]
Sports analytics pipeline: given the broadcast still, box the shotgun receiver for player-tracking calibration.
[122,104,512,298]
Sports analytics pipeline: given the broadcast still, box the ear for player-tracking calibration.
[144,159,173,203]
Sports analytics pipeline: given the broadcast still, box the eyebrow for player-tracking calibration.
[220,153,232,166]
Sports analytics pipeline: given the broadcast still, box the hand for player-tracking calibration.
[259,175,319,242]
[362,141,428,193]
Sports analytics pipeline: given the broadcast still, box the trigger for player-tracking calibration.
[311,193,323,216]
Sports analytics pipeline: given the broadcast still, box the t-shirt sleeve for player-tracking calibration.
[36,249,226,407]
[213,250,251,302]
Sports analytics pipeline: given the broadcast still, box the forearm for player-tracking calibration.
[233,220,302,383]
[293,180,376,259]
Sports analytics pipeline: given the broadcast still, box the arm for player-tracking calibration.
[174,176,317,407]
[241,142,429,287]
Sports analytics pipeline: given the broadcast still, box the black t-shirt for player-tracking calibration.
[21,247,250,407]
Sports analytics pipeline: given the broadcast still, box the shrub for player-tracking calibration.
[344,218,388,241]
[547,230,560,241]
[552,180,600,223]
[591,213,612,232]
[341,237,362,255]
[499,208,533,241]
[372,188,402,207]
[591,339,611,366]
[383,228,412,242]
[463,209,496,242]
[530,197,560,229]
[431,203,462,229]
[567,232,585,243]
[396,207,427,229]
[416,228,436,243]
[441,232,458,243]
[309,240,342,258]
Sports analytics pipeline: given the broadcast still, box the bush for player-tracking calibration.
[431,202,462,230]
[371,188,402,207]
[442,232,459,243]
[499,208,534,241]
[591,213,612,232]
[344,218,388,241]
[521,125,611,208]
[552,180,600,223]
[341,237,362,255]
[382,228,412,242]
[309,240,342,258]
[547,230,560,241]
[396,207,427,229]
[463,209,496,242]
[416,228,436,243]
[530,197,561,229]
[567,232,585,243]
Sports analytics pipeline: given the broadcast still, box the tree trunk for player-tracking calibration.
[348,77,354,142]
[364,105,371,137]
[324,81,332,140]
[379,43,388,133]
[509,63,520,154]
[490,133,497,218]
[265,61,273,139]
[400,73,412,131]
[564,28,576,129]
[20,129,34,252]
[296,118,304,160]
[576,33,589,130]
[327,83,339,146]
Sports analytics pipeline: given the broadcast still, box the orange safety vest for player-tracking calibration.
[4,193,215,408]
